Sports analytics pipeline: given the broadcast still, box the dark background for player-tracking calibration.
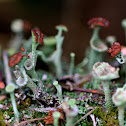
[0,0,126,63]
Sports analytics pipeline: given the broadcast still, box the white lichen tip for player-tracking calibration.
[53,111,61,118]
[11,19,23,33]
[53,81,58,86]
[70,52,75,57]
[121,19,126,28]
[112,87,126,106]
[106,36,116,44]
[5,83,15,93]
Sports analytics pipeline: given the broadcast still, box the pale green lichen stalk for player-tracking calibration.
[93,62,120,110]
[53,25,68,77]
[62,99,78,126]
[13,65,38,96]
[38,25,68,78]
[88,26,108,71]
[31,31,40,80]
[68,52,75,76]
[102,81,113,109]
[112,84,126,126]
[75,58,88,73]
[5,84,19,121]
[53,81,62,101]
[88,17,109,71]
[53,111,61,126]
[3,50,19,122]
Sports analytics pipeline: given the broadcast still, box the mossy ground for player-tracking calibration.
[0,89,121,126]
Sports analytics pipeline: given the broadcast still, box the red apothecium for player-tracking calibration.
[88,17,109,28]
[108,42,121,58]
[31,28,44,44]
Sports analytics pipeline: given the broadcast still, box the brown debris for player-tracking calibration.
[44,108,63,125]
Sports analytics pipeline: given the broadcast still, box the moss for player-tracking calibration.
[8,105,13,113]
[32,111,47,119]
[0,111,6,126]
[21,98,31,108]
[63,92,79,99]
[93,107,119,125]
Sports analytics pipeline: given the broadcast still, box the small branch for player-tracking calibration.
[17,118,44,126]
[29,107,57,112]
[62,86,104,95]
[74,107,97,125]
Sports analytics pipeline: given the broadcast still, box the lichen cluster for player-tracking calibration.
[0,17,126,126]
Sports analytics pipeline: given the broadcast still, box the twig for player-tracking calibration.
[74,107,97,125]
[17,118,44,126]
[62,86,104,95]
[29,107,56,112]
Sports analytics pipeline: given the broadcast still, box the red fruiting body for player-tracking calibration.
[108,42,121,58]
[9,52,23,67]
[21,47,25,52]
[32,28,44,44]
[88,17,109,28]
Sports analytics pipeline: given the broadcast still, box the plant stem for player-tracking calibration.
[66,116,75,126]
[118,105,124,126]
[54,117,59,126]
[3,50,19,122]
[32,42,39,69]
[88,27,103,71]
[26,76,38,95]
[10,92,19,121]
[57,28,62,38]
[102,81,112,110]
[76,58,88,70]
[27,68,38,82]
[54,36,63,78]
[69,53,75,76]
[54,58,62,78]
[91,27,100,41]
[37,51,48,63]
[53,81,62,101]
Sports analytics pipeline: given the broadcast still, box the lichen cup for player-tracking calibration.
[93,62,120,110]
[88,17,109,71]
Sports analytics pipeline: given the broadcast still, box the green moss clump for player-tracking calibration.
[93,107,119,125]
[0,111,6,126]
[21,98,31,108]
